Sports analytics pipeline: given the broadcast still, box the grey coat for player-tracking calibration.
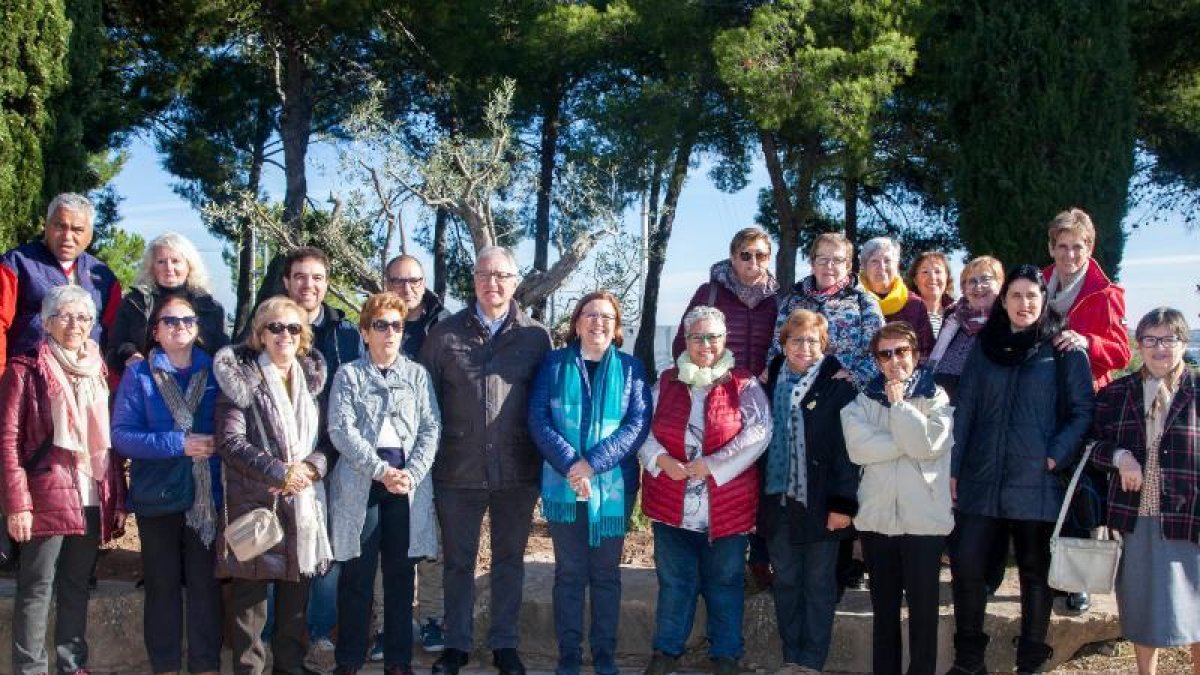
[327,354,441,560]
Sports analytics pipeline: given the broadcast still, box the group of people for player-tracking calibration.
[0,194,1196,675]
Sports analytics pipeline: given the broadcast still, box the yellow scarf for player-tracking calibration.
[862,274,910,316]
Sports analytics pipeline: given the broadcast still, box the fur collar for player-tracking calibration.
[213,343,327,408]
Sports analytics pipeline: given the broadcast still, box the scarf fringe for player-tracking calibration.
[542,496,579,524]
[590,514,628,547]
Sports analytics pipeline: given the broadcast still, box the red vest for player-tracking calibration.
[642,367,760,539]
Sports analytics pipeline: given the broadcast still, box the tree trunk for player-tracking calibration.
[634,135,696,383]
[760,130,799,289]
[531,92,562,321]
[433,206,448,301]
[280,35,311,227]
[843,173,858,244]
[234,100,273,337]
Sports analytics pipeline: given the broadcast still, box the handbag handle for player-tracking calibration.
[1052,442,1094,539]
[222,403,280,557]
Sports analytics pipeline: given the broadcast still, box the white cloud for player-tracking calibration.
[1122,254,1200,267]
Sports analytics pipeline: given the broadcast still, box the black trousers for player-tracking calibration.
[861,532,945,675]
[139,511,223,673]
[950,512,1055,671]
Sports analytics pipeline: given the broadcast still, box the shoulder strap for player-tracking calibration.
[706,282,718,307]
[21,435,54,472]
[1053,443,1093,538]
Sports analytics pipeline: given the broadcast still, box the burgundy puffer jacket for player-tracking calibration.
[0,350,126,542]
[672,263,778,377]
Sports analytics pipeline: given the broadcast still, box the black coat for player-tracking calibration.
[105,284,228,378]
[758,355,860,544]
[952,341,1095,522]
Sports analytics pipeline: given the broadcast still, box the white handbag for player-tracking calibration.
[1048,444,1122,594]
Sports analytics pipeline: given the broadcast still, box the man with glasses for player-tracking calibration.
[0,193,122,376]
[419,246,551,675]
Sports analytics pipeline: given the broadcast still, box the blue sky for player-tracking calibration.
[110,135,1200,330]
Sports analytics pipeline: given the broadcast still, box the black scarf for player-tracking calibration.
[979,320,1046,367]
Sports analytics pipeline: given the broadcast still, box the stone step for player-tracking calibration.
[0,563,1119,674]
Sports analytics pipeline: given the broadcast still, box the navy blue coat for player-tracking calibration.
[527,345,652,499]
[952,341,1095,522]
[111,347,222,516]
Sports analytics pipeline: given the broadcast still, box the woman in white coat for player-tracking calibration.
[841,321,953,675]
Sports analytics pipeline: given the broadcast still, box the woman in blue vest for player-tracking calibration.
[112,294,223,675]
[528,291,652,675]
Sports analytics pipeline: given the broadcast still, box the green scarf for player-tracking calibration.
[541,343,628,546]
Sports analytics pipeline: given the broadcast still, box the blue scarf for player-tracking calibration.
[765,359,823,496]
[862,366,937,407]
[540,343,628,546]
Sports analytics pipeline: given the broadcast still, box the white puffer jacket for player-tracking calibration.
[840,387,954,536]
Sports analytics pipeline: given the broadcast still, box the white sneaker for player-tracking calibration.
[303,637,336,675]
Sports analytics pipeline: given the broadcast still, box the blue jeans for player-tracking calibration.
[766,525,839,669]
[307,562,340,640]
[651,522,747,659]
[336,483,416,669]
[548,502,625,675]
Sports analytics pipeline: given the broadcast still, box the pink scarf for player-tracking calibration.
[40,339,111,480]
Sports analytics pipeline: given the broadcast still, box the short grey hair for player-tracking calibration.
[41,285,97,325]
[46,193,95,227]
[475,245,519,273]
[133,232,213,294]
[859,236,902,267]
[1135,307,1191,342]
[682,305,727,334]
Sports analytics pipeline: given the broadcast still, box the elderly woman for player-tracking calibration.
[0,285,127,675]
[859,237,934,358]
[325,292,441,674]
[106,232,228,379]
[530,291,652,675]
[947,265,1094,675]
[639,306,770,675]
[908,251,955,338]
[1091,308,1198,675]
[771,232,884,388]
[213,296,331,675]
[112,294,223,675]
[929,256,1004,402]
[842,322,953,675]
[672,227,778,377]
[761,309,858,673]
[1042,208,1130,390]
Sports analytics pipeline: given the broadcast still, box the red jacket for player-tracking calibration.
[642,367,759,539]
[0,352,126,542]
[1042,259,1131,390]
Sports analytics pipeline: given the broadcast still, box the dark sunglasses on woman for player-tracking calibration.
[157,315,198,328]
[265,322,302,336]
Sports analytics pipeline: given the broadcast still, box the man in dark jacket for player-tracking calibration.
[279,247,363,674]
[386,254,450,360]
[0,193,122,375]
[419,246,552,675]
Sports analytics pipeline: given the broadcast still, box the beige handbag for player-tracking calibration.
[222,406,285,562]
[1048,444,1122,594]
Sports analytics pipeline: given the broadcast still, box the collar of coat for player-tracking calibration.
[1040,258,1116,313]
[212,343,327,408]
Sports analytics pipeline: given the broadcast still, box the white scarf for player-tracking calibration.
[676,350,736,387]
[43,339,111,480]
[256,352,331,576]
[1047,265,1087,316]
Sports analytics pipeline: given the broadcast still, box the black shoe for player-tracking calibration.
[943,666,986,675]
[433,648,469,675]
[493,648,526,675]
[643,651,680,675]
[1066,591,1091,612]
[710,656,740,675]
[384,666,415,675]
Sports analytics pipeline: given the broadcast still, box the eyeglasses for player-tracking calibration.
[582,312,616,323]
[686,333,726,345]
[813,256,848,268]
[875,346,914,361]
[50,313,93,326]
[264,322,302,336]
[965,275,997,288]
[474,271,518,283]
[158,315,198,329]
[370,319,404,333]
[738,250,770,263]
[1139,335,1186,349]
[786,336,821,348]
[387,276,423,287]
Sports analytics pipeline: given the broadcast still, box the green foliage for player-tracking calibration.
[934,0,1136,274]
[0,1,70,250]
[91,226,144,289]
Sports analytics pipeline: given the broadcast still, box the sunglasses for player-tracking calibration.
[264,322,302,336]
[158,315,198,329]
[875,346,914,361]
[738,250,770,263]
[371,319,404,333]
